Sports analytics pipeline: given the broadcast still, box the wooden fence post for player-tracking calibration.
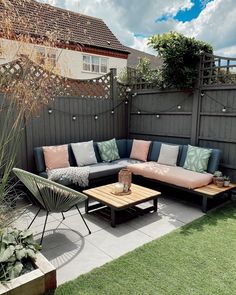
[110,68,117,137]
[190,55,203,145]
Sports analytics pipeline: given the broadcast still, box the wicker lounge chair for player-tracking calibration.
[13,168,91,245]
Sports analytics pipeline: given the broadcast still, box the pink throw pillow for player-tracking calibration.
[130,139,151,161]
[43,145,70,170]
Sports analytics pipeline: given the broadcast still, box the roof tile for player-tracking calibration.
[0,0,129,53]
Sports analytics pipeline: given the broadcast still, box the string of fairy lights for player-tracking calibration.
[2,87,236,119]
[200,90,236,112]
[47,99,128,121]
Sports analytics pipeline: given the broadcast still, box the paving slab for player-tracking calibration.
[15,196,205,285]
[85,223,152,259]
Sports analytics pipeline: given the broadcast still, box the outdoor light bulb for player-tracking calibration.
[48,109,52,114]
[201,92,205,97]
[94,115,98,120]
[222,107,226,112]
[137,111,141,115]
[125,100,128,104]
[156,114,160,118]
[72,115,77,121]
[177,105,181,110]
[111,110,114,114]
[126,87,131,93]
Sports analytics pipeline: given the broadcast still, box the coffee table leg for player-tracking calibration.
[153,197,158,212]
[85,198,89,214]
[111,208,116,227]
[202,195,208,213]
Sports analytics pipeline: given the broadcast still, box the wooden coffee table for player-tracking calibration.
[83,183,161,227]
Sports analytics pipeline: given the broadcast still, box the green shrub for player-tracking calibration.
[148,31,213,89]
[136,57,163,86]
[0,228,41,282]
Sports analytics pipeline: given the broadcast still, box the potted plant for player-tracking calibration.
[0,228,56,295]
[215,176,224,188]
[224,176,231,187]
[213,171,223,185]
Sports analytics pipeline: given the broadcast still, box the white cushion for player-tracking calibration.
[157,144,179,166]
[71,140,97,166]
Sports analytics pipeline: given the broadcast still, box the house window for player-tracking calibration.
[92,56,99,73]
[83,55,108,74]
[47,49,57,68]
[101,58,108,73]
[0,40,5,59]
[35,47,57,68]
[83,55,91,71]
[35,47,46,65]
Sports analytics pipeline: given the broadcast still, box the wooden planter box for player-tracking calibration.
[0,253,56,295]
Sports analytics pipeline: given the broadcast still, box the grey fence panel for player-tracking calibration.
[197,87,236,179]
[24,93,126,171]
[129,90,193,143]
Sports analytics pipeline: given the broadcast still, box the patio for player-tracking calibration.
[1,5,236,293]
[16,194,204,285]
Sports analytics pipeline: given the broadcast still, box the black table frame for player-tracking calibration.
[85,195,159,227]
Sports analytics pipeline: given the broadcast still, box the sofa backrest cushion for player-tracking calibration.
[130,139,151,161]
[116,139,128,158]
[34,144,77,173]
[148,141,161,161]
[71,140,97,166]
[149,141,183,164]
[43,145,70,170]
[178,145,221,173]
[157,143,179,166]
[126,139,133,157]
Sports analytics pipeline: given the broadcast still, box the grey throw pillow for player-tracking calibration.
[157,144,179,166]
[71,140,97,166]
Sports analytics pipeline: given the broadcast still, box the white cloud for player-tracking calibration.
[37,0,236,57]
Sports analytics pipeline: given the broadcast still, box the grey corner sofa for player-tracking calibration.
[34,138,222,211]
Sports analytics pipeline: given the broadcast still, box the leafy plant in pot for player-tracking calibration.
[215,176,224,188]
[224,176,230,187]
[0,228,41,282]
[213,171,223,185]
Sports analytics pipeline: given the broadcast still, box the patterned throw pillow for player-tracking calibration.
[183,145,212,173]
[97,138,120,162]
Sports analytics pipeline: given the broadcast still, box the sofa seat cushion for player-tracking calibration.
[40,158,142,185]
[128,162,213,189]
[89,158,142,180]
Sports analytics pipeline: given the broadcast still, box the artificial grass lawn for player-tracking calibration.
[56,202,236,295]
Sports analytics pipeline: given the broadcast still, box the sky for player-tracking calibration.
[38,0,236,57]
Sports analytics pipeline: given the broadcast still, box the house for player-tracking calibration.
[125,46,162,69]
[0,0,129,79]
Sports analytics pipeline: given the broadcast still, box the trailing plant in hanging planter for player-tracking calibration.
[148,31,213,89]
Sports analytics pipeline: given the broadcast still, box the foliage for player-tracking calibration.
[136,57,163,86]
[223,175,230,181]
[0,228,41,282]
[213,170,223,177]
[118,58,163,87]
[148,31,213,89]
[0,0,63,227]
[117,67,129,84]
